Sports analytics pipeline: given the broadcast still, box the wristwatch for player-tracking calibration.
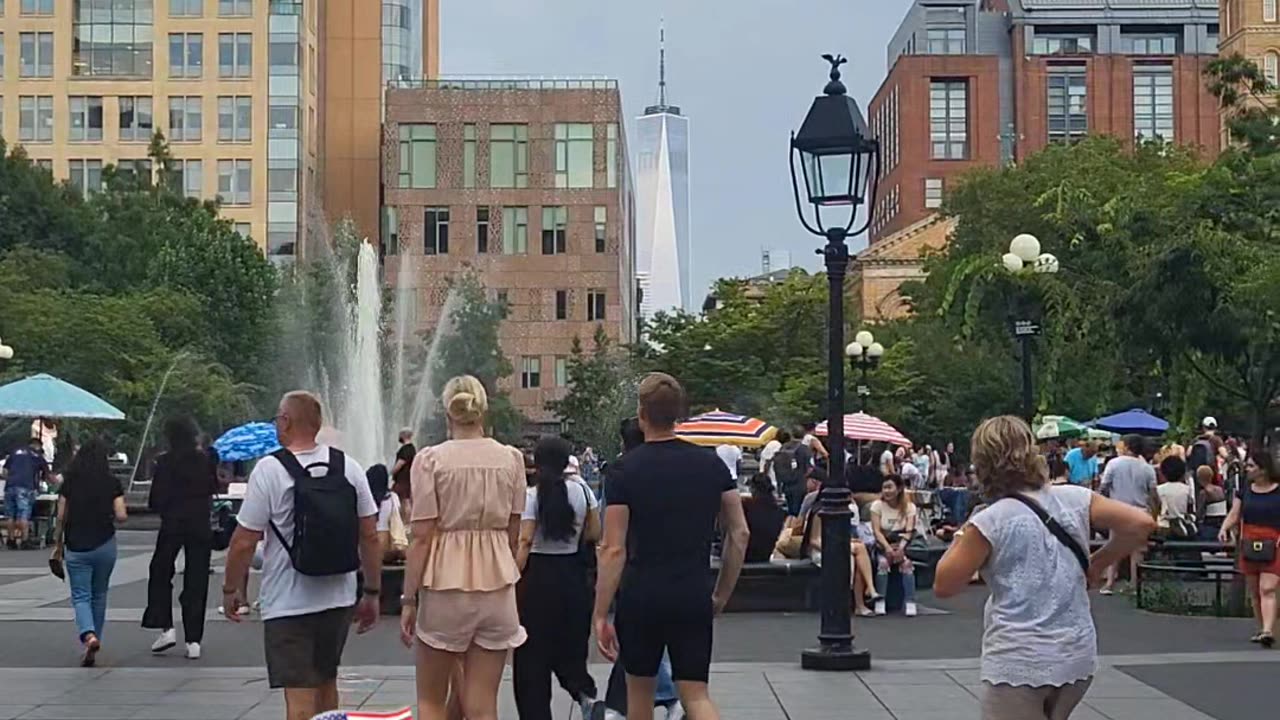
[400,593,418,607]
[362,587,381,597]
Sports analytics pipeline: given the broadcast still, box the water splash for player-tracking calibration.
[336,243,387,468]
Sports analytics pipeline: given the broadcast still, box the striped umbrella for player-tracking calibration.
[675,410,778,448]
[814,412,911,447]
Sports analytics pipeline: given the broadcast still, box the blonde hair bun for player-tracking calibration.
[443,375,488,425]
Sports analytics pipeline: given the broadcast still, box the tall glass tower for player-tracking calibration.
[635,24,691,317]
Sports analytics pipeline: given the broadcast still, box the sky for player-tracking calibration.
[440,0,914,305]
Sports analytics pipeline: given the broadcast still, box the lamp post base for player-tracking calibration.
[800,646,872,671]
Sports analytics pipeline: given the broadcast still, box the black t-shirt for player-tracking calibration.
[392,442,416,498]
[847,462,883,494]
[742,494,786,563]
[609,439,734,583]
[60,470,123,552]
[150,449,218,529]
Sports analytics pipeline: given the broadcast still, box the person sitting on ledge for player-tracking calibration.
[741,473,786,564]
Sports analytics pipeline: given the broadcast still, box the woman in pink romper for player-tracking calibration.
[400,375,527,720]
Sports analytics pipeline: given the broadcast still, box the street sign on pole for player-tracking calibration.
[1012,319,1042,338]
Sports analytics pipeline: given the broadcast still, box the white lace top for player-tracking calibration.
[969,485,1097,688]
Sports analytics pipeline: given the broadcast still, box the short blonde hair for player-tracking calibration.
[970,415,1047,498]
[637,372,687,429]
[442,375,488,425]
[281,391,323,431]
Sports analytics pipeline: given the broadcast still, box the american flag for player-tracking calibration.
[310,709,412,720]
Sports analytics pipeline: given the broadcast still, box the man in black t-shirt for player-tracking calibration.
[390,429,415,502]
[594,373,749,720]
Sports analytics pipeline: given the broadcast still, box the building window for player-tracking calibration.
[587,291,606,322]
[924,178,943,209]
[476,206,490,253]
[594,206,607,253]
[67,159,103,197]
[607,123,619,188]
[268,227,296,256]
[218,96,253,142]
[398,124,437,188]
[555,290,568,320]
[501,207,528,254]
[1122,32,1178,55]
[554,357,569,387]
[170,158,203,198]
[929,80,968,160]
[19,96,53,142]
[116,159,153,183]
[169,97,203,142]
[217,159,252,205]
[489,124,528,188]
[1266,52,1280,86]
[521,357,542,390]
[925,7,967,56]
[1267,0,1278,23]
[424,207,449,255]
[463,124,476,188]
[68,96,105,142]
[21,0,55,15]
[234,222,252,239]
[382,207,398,254]
[171,0,203,17]
[269,104,299,136]
[555,123,595,188]
[72,1,154,77]
[1133,65,1174,140]
[169,33,203,78]
[218,33,253,78]
[1031,32,1094,55]
[20,32,53,78]
[1206,24,1219,55]
[267,165,297,199]
[541,206,567,255]
[219,0,253,17]
[496,290,509,316]
[1047,67,1088,143]
[269,39,298,75]
[118,97,153,142]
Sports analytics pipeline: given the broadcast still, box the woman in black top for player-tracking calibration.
[742,472,787,563]
[55,437,127,666]
[142,417,219,659]
[1219,449,1280,646]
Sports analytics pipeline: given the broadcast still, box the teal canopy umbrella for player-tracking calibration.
[1034,415,1089,441]
[0,373,125,420]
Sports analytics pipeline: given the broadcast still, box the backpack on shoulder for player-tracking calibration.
[269,448,361,576]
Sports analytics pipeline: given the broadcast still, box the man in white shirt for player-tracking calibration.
[222,391,382,720]
[760,434,783,489]
[716,444,742,483]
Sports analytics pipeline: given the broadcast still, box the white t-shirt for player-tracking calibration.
[900,461,924,488]
[880,449,895,475]
[376,492,402,532]
[236,445,378,621]
[870,499,916,534]
[760,440,782,484]
[522,478,598,554]
[716,445,742,481]
[1157,482,1193,524]
[969,485,1096,688]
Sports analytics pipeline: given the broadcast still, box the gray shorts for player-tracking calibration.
[263,606,354,689]
[981,678,1092,720]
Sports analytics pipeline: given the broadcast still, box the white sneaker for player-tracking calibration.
[905,602,918,617]
[151,628,176,653]
[603,711,625,720]
[665,701,685,720]
[874,599,887,616]
[184,642,201,660]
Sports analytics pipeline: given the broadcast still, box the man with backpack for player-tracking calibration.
[222,391,382,720]
[774,432,810,516]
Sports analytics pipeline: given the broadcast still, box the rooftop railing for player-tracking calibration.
[388,76,618,91]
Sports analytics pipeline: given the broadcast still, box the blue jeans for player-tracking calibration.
[938,488,971,523]
[65,537,117,641]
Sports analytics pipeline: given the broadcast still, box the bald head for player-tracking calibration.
[277,391,322,448]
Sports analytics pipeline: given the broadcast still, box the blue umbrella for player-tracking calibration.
[213,422,280,462]
[1093,408,1169,435]
[0,373,125,420]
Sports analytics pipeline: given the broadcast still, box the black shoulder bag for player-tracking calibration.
[1004,494,1090,575]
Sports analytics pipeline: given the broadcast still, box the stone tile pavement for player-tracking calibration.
[0,654,1266,720]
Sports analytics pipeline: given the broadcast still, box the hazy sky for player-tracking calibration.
[440,0,914,303]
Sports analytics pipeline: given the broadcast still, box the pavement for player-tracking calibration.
[0,529,1274,719]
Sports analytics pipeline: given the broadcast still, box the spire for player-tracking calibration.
[658,19,667,108]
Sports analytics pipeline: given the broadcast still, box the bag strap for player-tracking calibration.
[1004,493,1090,575]
[267,449,310,554]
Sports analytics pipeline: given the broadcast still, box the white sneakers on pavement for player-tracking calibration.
[874,599,887,616]
[185,642,201,660]
[151,628,176,653]
[905,602,918,617]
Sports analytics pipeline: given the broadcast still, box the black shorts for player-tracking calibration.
[263,605,354,689]
[615,582,714,683]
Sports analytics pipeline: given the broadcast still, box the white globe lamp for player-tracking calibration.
[854,330,874,348]
[845,342,864,358]
[1034,253,1060,274]
[1010,233,1041,263]
[1001,253,1025,273]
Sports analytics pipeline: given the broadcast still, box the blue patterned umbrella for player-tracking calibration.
[212,422,280,462]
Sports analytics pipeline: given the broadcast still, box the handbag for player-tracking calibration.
[1004,494,1090,575]
[49,518,65,580]
[1242,538,1277,564]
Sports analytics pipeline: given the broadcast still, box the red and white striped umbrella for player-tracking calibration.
[814,412,911,447]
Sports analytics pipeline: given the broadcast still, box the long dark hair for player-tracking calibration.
[164,416,199,453]
[66,437,112,492]
[366,464,390,506]
[533,435,576,543]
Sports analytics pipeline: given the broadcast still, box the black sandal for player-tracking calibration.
[1260,633,1275,649]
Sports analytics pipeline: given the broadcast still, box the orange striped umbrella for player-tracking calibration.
[675,411,778,448]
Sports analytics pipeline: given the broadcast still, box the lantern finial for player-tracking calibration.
[821,54,847,96]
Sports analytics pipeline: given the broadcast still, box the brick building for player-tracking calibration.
[381,79,635,427]
[1220,0,1280,147]
[868,0,1222,244]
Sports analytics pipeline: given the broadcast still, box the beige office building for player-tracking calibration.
[1221,0,1280,141]
[0,0,440,259]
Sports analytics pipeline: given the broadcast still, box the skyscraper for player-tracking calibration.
[634,23,691,317]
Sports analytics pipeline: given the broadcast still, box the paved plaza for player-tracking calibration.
[0,529,1273,719]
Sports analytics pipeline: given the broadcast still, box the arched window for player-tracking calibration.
[1265,52,1280,86]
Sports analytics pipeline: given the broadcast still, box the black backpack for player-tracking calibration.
[268,448,361,577]
[773,443,801,489]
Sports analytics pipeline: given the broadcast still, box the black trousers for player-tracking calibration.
[141,523,212,643]
[513,552,597,720]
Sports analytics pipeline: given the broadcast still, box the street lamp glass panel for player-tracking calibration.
[867,342,885,358]
[845,342,864,358]
[854,330,874,347]
[1002,253,1025,273]
[1010,233,1041,262]
[801,150,855,206]
[1034,253,1060,274]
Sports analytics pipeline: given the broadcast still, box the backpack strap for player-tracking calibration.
[1004,493,1090,576]
[325,448,345,481]
[267,449,311,554]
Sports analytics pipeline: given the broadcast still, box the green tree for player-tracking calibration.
[547,325,638,458]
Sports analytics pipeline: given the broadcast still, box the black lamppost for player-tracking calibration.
[790,54,879,672]
[1000,233,1058,420]
[847,330,885,414]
